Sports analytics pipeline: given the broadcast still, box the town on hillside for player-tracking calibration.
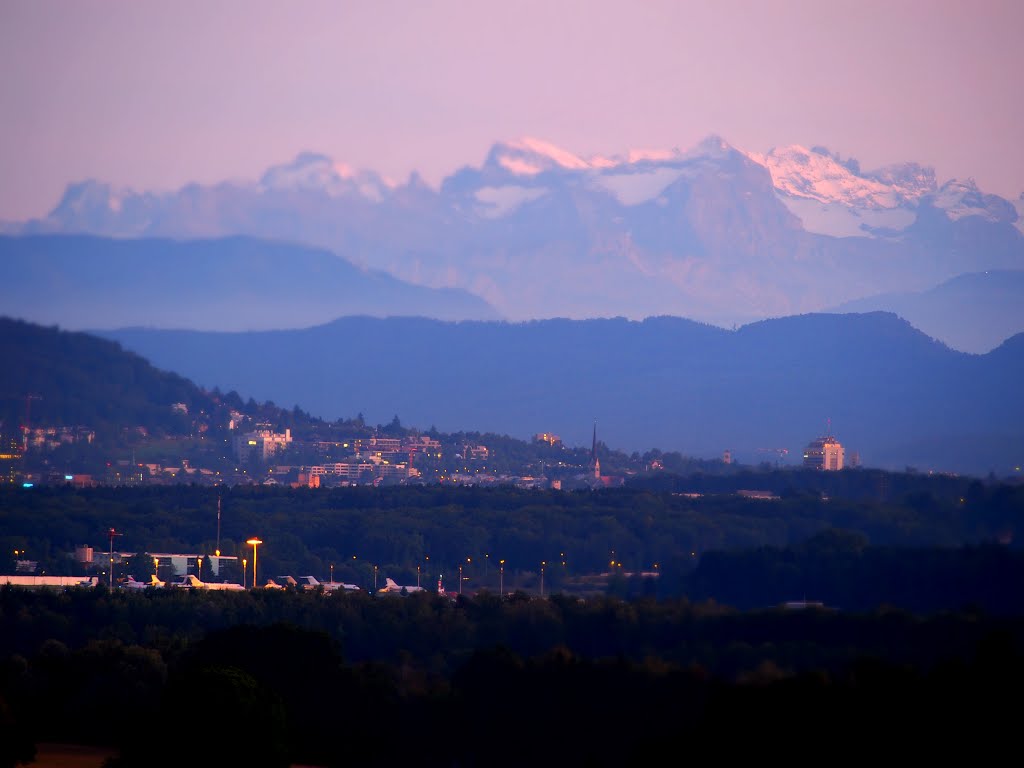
[2,407,857,490]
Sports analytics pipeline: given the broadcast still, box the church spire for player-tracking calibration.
[591,421,601,479]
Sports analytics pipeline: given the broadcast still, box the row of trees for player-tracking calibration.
[1,586,1021,767]
[2,472,1022,611]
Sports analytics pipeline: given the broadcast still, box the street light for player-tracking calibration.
[416,564,421,588]
[242,558,247,589]
[373,564,378,591]
[540,561,546,598]
[458,563,463,595]
[197,556,203,581]
[499,559,505,598]
[107,528,122,588]
[246,538,262,590]
[330,563,334,586]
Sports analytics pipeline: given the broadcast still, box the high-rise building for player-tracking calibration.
[0,434,22,484]
[803,434,844,471]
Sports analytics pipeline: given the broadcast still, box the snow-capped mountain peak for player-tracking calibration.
[930,178,1020,225]
[626,147,682,164]
[755,145,912,210]
[486,137,591,176]
[864,162,937,199]
[682,134,737,161]
[259,152,394,200]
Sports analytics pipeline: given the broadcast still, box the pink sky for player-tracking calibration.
[1,0,1022,220]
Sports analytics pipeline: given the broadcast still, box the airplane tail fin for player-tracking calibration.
[386,577,399,588]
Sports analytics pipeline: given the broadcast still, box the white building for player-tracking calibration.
[233,428,292,463]
[802,435,844,471]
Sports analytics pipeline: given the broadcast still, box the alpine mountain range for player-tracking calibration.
[3,134,1023,351]
[1,134,1022,477]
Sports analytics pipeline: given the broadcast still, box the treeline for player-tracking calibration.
[0,587,1020,766]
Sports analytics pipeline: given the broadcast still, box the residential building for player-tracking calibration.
[233,428,293,463]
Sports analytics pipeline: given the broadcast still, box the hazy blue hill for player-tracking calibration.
[0,233,501,331]
[827,270,1024,353]
[98,312,1024,477]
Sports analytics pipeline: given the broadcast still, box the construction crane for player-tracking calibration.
[756,447,790,467]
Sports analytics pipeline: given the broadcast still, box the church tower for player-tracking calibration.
[591,421,601,479]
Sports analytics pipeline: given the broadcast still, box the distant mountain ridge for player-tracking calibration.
[97,312,1024,478]
[0,234,500,331]
[8,135,1022,339]
[827,270,1024,353]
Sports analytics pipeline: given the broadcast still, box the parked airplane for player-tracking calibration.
[378,577,426,595]
[324,580,362,593]
[294,575,361,592]
[172,574,245,591]
[299,575,362,593]
[121,574,165,589]
[263,576,298,589]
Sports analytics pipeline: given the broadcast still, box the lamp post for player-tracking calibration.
[246,538,262,590]
[416,564,421,588]
[330,563,334,586]
[107,528,122,588]
[458,563,463,595]
[197,556,203,582]
[540,561,546,598]
[499,559,505,598]
[242,558,247,589]
[373,564,378,591]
